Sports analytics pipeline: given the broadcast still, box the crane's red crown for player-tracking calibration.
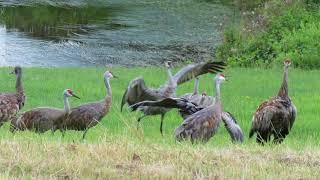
[284,60,291,64]
[67,89,73,94]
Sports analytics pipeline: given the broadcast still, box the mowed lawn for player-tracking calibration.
[0,66,319,178]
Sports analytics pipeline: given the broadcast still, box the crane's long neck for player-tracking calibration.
[278,66,289,98]
[213,78,222,114]
[16,72,23,93]
[167,66,176,88]
[193,78,199,95]
[63,95,71,114]
[104,77,112,97]
[214,79,221,102]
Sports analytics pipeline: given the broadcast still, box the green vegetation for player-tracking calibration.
[0,66,319,178]
[216,0,320,68]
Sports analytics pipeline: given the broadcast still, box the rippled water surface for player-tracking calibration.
[0,0,235,67]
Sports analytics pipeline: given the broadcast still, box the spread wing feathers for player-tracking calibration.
[121,77,161,111]
[172,61,226,85]
[129,98,202,115]
[181,94,215,108]
[249,97,296,138]
[174,107,221,143]
[221,112,244,143]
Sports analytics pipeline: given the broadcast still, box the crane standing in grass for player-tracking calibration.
[10,89,80,133]
[131,74,244,143]
[62,71,116,139]
[121,61,226,135]
[249,60,297,144]
[180,77,243,142]
[174,73,225,143]
[0,66,25,127]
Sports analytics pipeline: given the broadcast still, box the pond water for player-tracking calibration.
[0,0,235,67]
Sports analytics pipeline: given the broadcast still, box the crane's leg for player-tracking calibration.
[82,128,89,140]
[256,131,269,145]
[137,115,146,130]
[273,129,288,144]
[51,129,55,136]
[60,129,66,138]
[160,114,165,136]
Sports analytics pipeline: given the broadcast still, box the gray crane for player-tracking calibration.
[131,77,244,143]
[175,73,225,143]
[132,74,227,143]
[180,78,243,142]
[121,61,226,135]
[62,71,116,139]
[10,89,80,133]
[249,60,297,144]
[0,66,25,127]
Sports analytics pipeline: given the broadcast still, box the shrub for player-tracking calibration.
[275,22,320,68]
[216,0,320,68]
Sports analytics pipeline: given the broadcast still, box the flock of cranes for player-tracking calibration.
[0,60,296,144]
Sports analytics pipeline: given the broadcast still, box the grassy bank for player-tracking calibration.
[216,0,320,68]
[0,66,319,178]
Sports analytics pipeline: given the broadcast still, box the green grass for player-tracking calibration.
[0,66,319,178]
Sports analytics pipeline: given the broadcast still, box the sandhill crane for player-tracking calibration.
[130,75,244,142]
[132,74,228,143]
[175,73,225,143]
[185,78,243,142]
[121,61,226,135]
[10,89,80,133]
[0,66,25,127]
[249,60,296,144]
[62,71,116,139]
[131,97,244,143]
[180,78,215,118]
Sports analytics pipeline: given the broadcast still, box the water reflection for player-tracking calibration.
[1,5,128,40]
[0,1,234,67]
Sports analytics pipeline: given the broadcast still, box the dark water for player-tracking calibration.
[0,0,235,67]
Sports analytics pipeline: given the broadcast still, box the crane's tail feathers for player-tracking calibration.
[174,126,187,142]
[222,112,244,143]
[120,88,128,112]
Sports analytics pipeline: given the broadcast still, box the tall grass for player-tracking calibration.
[0,66,319,178]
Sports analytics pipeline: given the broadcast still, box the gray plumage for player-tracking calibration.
[62,71,115,139]
[121,61,226,135]
[249,60,297,144]
[181,78,243,142]
[221,112,244,143]
[174,74,225,143]
[132,74,227,143]
[0,66,25,127]
[131,76,244,143]
[131,97,244,143]
[10,89,79,133]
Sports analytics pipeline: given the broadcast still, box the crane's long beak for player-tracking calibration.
[72,94,80,99]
